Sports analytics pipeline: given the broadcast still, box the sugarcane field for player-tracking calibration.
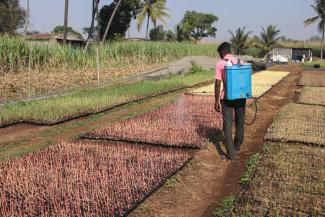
[1,0,325,217]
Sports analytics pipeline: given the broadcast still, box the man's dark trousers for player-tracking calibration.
[221,99,246,160]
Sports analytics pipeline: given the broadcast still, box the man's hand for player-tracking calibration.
[214,80,222,113]
[214,101,221,112]
[247,98,254,105]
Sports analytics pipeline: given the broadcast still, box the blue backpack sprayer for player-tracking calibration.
[224,59,257,125]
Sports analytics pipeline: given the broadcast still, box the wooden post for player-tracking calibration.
[28,46,32,98]
[96,46,100,86]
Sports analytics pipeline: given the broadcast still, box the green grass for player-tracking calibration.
[213,195,236,217]
[301,60,325,68]
[0,35,217,73]
[0,69,213,127]
[239,153,261,187]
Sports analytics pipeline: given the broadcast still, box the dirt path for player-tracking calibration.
[0,124,49,145]
[129,63,302,217]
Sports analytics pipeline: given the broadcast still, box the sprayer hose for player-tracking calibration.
[245,98,258,126]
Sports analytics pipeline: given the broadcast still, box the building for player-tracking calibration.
[271,47,313,62]
[292,48,313,61]
[272,47,293,60]
[28,33,86,46]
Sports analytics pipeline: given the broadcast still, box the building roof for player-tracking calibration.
[55,33,84,41]
[273,47,313,51]
[29,32,84,42]
[29,33,54,40]
[292,47,313,51]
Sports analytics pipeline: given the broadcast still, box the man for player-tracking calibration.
[214,42,246,160]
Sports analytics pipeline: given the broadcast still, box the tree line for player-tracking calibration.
[95,0,218,42]
[1,0,325,59]
[0,0,217,42]
[227,25,281,58]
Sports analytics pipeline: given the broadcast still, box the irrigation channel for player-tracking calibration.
[0,63,302,216]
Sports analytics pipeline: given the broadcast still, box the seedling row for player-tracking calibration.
[0,141,191,217]
[265,103,325,145]
[298,86,325,106]
[298,71,325,87]
[234,142,325,216]
[84,95,222,148]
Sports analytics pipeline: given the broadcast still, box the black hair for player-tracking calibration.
[217,42,231,55]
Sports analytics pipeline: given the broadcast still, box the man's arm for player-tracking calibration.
[214,80,221,112]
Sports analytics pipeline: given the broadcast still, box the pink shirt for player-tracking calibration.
[215,54,243,100]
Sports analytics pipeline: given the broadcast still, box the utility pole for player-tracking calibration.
[24,0,30,35]
[63,0,69,43]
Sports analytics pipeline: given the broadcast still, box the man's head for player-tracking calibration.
[217,42,231,59]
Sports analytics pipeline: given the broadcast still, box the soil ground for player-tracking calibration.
[0,63,302,216]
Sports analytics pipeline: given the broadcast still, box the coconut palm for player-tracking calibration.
[228,27,251,55]
[304,0,325,60]
[257,25,281,57]
[136,0,169,39]
[101,0,123,43]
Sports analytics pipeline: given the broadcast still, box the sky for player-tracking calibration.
[20,0,319,41]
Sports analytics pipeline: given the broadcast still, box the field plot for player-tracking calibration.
[0,70,213,128]
[251,70,289,98]
[252,71,290,86]
[265,103,325,145]
[234,142,325,216]
[84,96,222,148]
[187,70,289,98]
[298,71,325,87]
[0,141,191,217]
[298,86,325,106]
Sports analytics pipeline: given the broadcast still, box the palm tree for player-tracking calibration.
[257,25,281,57]
[136,0,169,39]
[101,0,122,43]
[304,0,325,60]
[228,27,251,55]
[63,0,69,43]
